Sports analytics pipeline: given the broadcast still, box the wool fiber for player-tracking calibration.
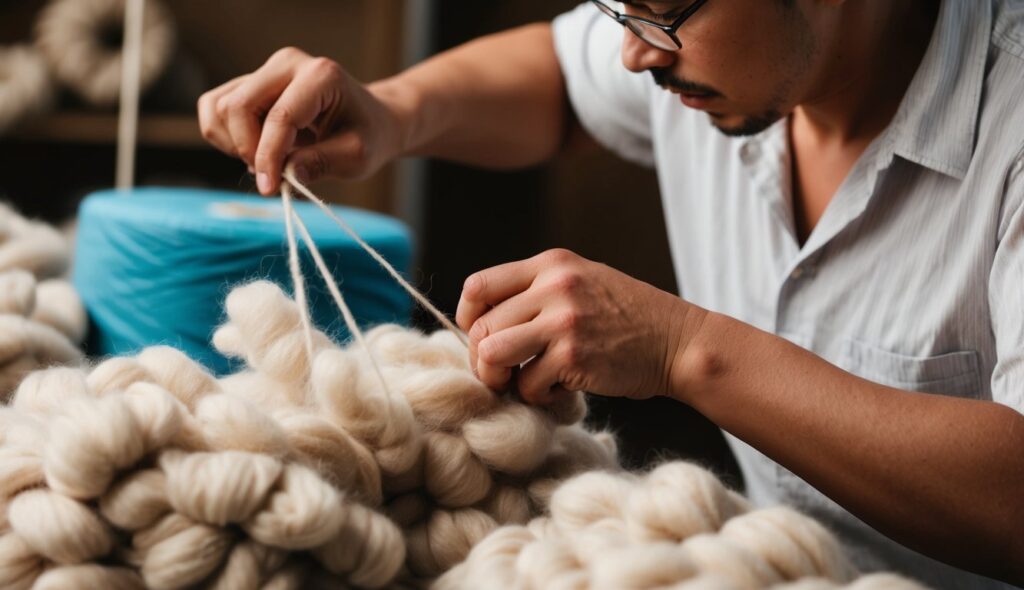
[0,205,85,399]
[0,188,933,588]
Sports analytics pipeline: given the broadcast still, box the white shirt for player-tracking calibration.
[553,2,1024,588]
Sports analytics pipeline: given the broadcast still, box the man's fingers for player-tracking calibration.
[473,319,551,391]
[285,130,370,187]
[466,290,542,346]
[226,108,263,169]
[220,75,296,185]
[456,257,546,333]
[475,360,512,392]
[515,349,563,405]
[476,316,548,369]
[256,59,348,194]
[198,76,246,156]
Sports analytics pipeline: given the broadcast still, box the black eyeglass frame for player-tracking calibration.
[589,0,710,51]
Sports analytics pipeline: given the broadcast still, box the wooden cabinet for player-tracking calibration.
[0,0,407,221]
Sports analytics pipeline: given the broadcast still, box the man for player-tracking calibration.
[198,0,1024,587]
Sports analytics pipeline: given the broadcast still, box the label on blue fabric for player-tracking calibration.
[208,201,283,220]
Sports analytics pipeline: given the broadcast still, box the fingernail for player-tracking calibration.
[256,173,271,194]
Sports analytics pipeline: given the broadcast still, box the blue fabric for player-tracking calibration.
[73,188,413,374]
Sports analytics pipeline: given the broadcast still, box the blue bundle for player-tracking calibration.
[74,188,413,374]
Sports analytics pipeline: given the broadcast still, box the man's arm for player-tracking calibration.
[672,310,1024,585]
[372,23,586,169]
[458,248,1024,586]
[198,24,588,195]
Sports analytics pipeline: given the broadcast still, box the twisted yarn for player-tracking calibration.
[0,204,86,398]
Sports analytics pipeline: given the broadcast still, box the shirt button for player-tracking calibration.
[740,142,760,164]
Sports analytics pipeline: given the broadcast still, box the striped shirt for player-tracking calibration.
[553,1,1024,588]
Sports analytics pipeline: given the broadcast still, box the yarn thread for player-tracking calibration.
[282,166,468,347]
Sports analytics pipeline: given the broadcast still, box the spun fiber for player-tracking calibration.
[34,0,175,107]
[0,45,53,134]
[0,204,86,398]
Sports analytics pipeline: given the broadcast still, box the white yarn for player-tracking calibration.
[34,0,175,107]
[0,45,53,135]
[437,462,932,590]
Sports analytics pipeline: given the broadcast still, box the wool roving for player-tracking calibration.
[0,204,86,398]
[0,45,53,135]
[34,0,175,107]
[0,279,615,588]
[435,463,932,590]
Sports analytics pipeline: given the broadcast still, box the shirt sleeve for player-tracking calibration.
[552,3,656,167]
[988,152,1024,413]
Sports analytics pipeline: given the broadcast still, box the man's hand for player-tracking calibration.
[197,47,410,195]
[456,249,707,404]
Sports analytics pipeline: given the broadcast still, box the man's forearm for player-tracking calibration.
[369,23,573,169]
[671,310,1024,584]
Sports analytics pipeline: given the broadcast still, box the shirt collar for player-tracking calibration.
[739,0,992,181]
[887,0,992,179]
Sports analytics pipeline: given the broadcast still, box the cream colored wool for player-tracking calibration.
[436,462,931,590]
[34,0,175,107]
[212,280,614,576]
[0,204,87,398]
[0,45,53,134]
[0,277,614,588]
[0,203,72,278]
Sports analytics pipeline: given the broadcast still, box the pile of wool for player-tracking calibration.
[0,203,86,397]
[0,280,618,589]
[437,464,929,590]
[0,278,930,589]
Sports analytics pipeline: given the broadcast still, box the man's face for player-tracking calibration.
[620,0,821,136]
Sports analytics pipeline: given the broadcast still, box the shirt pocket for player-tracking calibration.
[834,338,983,399]
[775,340,984,548]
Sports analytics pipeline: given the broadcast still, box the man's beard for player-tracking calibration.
[707,110,784,137]
[650,68,784,137]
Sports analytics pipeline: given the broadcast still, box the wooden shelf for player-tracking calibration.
[10,112,207,148]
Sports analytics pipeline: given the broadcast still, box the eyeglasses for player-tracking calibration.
[590,0,709,51]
